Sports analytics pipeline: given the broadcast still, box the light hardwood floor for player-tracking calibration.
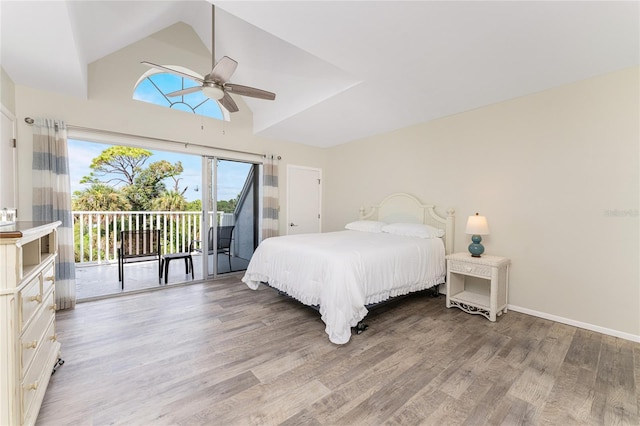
[37,277,639,425]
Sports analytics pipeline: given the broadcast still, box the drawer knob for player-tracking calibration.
[25,381,38,391]
[49,334,58,342]
[24,340,38,349]
[50,303,58,311]
[45,275,54,282]
[29,294,42,303]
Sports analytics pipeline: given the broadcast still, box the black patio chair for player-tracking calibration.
[118,230,161,289]
[190,225,235,271]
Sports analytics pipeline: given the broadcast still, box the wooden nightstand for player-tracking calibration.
[445,252,510,321]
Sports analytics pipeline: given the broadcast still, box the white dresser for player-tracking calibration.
[0,221,61,426]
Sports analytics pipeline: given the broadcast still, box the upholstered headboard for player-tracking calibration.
[359,193,455,254]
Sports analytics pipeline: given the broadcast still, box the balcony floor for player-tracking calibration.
[76,253,249,300]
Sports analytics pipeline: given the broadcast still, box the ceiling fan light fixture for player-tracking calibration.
[140,4,274,113]
[202,84,225,100]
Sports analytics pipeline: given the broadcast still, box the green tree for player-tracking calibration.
[151,190,188,212]
[81,146,152,186]
[217,197,237,213]
[72,183,131,211]
[127,160,184,211]
[79,146,186,211]
[186,199,202,211]
[72,183,132,262]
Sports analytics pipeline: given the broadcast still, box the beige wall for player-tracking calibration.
[1,67,16,114]
[325,67,640,339]
[13,23,326,236]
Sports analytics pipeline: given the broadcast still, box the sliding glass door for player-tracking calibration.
[203,158,259,278]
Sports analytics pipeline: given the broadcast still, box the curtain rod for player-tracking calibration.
[23,117,279,159]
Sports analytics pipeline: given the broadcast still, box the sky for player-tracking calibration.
[68,139,252,202]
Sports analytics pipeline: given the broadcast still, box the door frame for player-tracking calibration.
[203,157,260,279]
[0,105,17,213]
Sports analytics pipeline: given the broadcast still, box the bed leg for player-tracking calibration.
[429,285,441,298]
[353,321,369,335]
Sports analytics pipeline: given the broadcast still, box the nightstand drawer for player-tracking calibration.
[448,260,492,278]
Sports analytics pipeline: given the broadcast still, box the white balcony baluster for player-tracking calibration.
[72,211,213,265]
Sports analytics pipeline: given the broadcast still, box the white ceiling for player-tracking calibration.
[1,1,638,148]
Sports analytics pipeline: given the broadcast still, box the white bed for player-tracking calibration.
[242,193,455,344]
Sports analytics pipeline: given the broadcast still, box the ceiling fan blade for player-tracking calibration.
[166,86,203,97]
[141,61,204,83]
[220,92,239,113]
[209,56,238,84]
[225,83,276,101]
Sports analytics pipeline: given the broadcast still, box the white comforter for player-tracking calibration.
[241,230,445,344]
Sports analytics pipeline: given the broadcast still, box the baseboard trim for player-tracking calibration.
[508,304,640,343]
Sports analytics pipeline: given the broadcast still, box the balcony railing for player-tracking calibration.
[73,211,232,264]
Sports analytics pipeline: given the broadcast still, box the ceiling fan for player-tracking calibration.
[141,4,275,113]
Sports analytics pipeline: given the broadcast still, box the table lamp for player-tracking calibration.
[465,213,490,257]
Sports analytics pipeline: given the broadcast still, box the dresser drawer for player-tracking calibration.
[41,262,56,296]
[448,260,492,278]
[21,319,56,424]
[19,276,42,331]
[20,291,56,375]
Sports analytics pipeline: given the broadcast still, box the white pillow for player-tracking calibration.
[345,220,387,233]
[382,222,445,238]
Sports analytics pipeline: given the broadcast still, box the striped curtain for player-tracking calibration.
[32,118,76,309]
[262,155,279,240]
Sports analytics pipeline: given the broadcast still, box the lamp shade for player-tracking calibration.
[465,213,490,235]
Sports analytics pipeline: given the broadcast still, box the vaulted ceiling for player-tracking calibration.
[1,1,638,147]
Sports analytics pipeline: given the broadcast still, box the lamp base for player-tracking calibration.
[468,235,485,257]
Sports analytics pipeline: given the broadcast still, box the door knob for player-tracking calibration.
[289,222,298,227]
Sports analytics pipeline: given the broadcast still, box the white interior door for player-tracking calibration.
[286,165,322,235]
